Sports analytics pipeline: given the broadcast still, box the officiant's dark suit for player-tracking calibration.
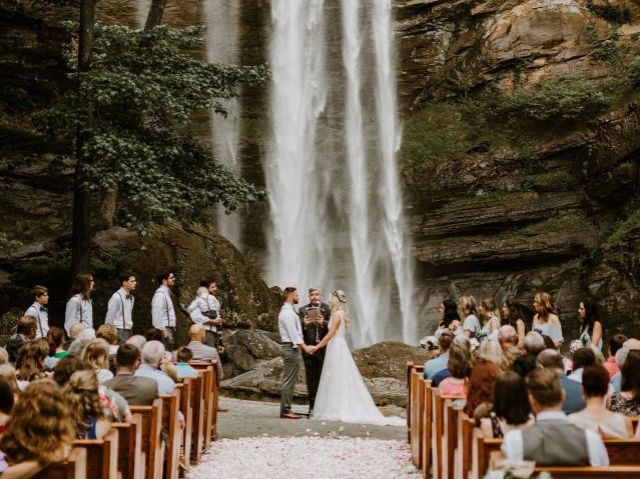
[298,302,330,412]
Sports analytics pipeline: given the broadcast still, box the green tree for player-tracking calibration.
[36,23,268,272]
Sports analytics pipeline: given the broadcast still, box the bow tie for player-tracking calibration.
[126,294,133,300]
[40,306,47,312]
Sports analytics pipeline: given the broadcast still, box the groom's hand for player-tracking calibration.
[308,345,317,354]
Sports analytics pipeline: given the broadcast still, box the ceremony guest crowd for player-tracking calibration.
[424,293,640,467]
[0,270,225,478]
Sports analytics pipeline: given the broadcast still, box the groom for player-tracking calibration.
[278,287,314,419]
[298,287,330,415]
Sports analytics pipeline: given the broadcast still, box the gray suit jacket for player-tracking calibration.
[186,340,223,380]
[104,373,159,406]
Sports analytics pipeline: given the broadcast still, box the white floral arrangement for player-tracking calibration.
[419,335,439,351]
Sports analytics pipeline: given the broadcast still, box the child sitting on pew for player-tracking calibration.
[0,380,74,479]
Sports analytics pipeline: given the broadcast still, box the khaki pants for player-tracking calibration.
[280,344,301,414]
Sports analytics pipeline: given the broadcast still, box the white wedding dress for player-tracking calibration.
[312,314,404,426]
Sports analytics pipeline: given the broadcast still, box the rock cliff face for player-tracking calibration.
[1,0,639,345]
[395,0,640,338]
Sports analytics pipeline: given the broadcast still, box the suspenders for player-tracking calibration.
[29,305,44,338]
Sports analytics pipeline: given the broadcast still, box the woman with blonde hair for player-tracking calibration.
[0,379,75,478]
[81,339,114,383]
[311,290,402,425]
[459,296,481,339]
[532,292,563,348]
[478,298,501,341]
[62,370,110,439]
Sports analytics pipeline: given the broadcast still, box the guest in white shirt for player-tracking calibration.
[278,287,313,419]
[502,368,609,467]
[105,273,137,343]
[64,273,94,336]
[25,285,49,339]
[151,271,177,352]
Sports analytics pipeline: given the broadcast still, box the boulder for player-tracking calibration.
[352,341,431,380]
[221,329,282,378]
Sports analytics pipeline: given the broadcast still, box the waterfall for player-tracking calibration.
[267,0,329,294]
[204,0,243,249]
[267,0,415,346]
[370,0,416,343]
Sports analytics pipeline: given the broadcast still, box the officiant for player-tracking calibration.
[298,287,331,415]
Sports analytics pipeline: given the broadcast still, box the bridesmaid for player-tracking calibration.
[434,299,461,336]
[479,298,501,341]
[502,295,526,348]
[532,292,563,349]
[578,299,603,351]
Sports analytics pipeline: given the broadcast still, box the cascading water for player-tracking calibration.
[267,0,329,295]
[370,0,416,343]
[203,0,243,249]
[267,0,416,346]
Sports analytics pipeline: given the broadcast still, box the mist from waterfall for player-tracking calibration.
[204,0,243,249]
[267,0,415,346]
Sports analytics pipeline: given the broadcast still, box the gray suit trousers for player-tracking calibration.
[280,344,301,414]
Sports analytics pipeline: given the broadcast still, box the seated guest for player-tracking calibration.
[44,327,67,371]
[63,370,110,439]
[463,358,501,418]
[475,340,503,366]
[537,349,585,413]
[0,348,7,366]
[502,368,608,466]
[5,316,37,364]
[608,349,640,416]
[511,353,536,378]
[438,343,470,396]
[423,332,453,380]
[497,325,519,351]
[480,371,533,438]
[145,328,165,343]
[175,347,199,379]
[161,363,179,383]
[0,378,14,436]
[523,331,545,358]
[570,366,633,437]
[15,340,48,386]
[0,380,75,477]
[67,337,92,358]
[104,344,158,406]
[568,347,596,383]
[432,336,470,386]
[77,328,96,341]
[96,324,119,356]
[135,341,176,395]
[52,355,130,424]
[126,335,147,351]
[187,324,224,381]
[605,333,628,379]
[0,366,19,402]
[64,323,86,350]
[500,346,523,371]
[82,339,114,383]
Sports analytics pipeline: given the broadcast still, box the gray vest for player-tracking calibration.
[522,419,589,466]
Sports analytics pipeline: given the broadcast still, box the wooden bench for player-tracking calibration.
[72,428,119,479]
[421,380,434,479]
[188,374,206,464]
[176,380,193,474]
[40,448,87,479]
[532,466,640,478]
[406,362,424,443]
[432,390,465,479]
[409,370,425,468]
[190,361,218,444]
[111,418,144,479]
[160,391,182,479]
[130,398,164,479]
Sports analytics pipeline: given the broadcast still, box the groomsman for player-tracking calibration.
[105,273,137,343]
[151,270,177,352]
[25,285,49,339]
[197,278,223,348]
[298,287,330,414]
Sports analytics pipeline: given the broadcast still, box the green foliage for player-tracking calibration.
[521,170,580,191]
[518,212,589,236]
[482,78,613,124]
[0,233,23,253]
[585,23,621,62]
[35,23,269,226]
[604,209,640,248]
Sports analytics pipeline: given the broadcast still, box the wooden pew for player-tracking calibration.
[409,370,425,468]
[189,374,206,464]
[421,380,434,479]
[533,466,640,478]
[458,413,475,479]
[473,427,640,479]
[130,398,164,479]
[40,448,87,479]
[177,380,193,474]
[190,362,216,448]
[111,417,144,479]
[73,428,118,479]
[444,400,463,479]
[160,391,182,479]
[432,390,465,479]
[406,362,424,443]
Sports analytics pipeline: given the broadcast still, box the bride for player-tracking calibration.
[311,290,404,426]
